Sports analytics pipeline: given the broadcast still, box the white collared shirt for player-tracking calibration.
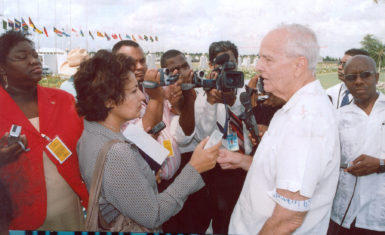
[170,88,205,153]
[331,92,385,231]
[229,80,340,235]
[326,82,353,109]
[171,87,253,154]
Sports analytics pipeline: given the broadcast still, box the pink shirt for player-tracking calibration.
[122,99,181,180]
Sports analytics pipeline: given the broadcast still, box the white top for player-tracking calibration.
[331,92,385,231]
[229,80,340,235]
[170,88,204,153]
[326,82,353,109]
[194,87,253,154]
[171,87,252,154]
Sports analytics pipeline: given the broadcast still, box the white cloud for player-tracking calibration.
[1,0,384,57]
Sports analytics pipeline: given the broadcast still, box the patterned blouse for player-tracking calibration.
[77,120,204,229]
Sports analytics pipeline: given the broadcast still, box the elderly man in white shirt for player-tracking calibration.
[328,55,385,235]
[217,24,340,235]
[326,49,369,109]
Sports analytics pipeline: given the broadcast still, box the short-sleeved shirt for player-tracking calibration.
[331,92,385,231]
[229,80,340,235]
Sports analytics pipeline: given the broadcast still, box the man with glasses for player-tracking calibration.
[328,55,385,235]
[326,49,369,108]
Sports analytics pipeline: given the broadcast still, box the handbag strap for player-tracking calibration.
[85,139,122,231]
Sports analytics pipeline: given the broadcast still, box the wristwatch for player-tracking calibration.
[378,159,385,173]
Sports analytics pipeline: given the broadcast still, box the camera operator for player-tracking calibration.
[112,41,181,183]
[158,49,212,233]
[246,75,285,145]
[193,40,253,234]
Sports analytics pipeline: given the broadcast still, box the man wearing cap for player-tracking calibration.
[328,55,385,235]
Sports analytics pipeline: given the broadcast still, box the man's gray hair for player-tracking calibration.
[275,24,320,74]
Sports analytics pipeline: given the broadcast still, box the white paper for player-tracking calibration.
[122,124,168,165]
[204,129,223,150]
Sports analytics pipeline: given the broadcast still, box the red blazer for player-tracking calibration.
[0,85,89,230]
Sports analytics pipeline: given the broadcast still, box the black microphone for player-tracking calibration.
[240,92,259,141]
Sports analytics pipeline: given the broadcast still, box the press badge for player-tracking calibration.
[46,136,72,164]
[226,133,239,151]
[163,139,174,157]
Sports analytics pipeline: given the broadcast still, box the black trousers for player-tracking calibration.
[204,164,246,234]
[159,152,212,234]
[327,219,385,235]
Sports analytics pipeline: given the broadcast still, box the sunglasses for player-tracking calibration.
[338,60,346,68]
[344,71,375,82]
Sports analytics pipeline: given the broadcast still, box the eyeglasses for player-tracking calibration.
[338,60,346,68]
[344,71,375,82]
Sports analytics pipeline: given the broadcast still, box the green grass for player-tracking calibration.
[39,75,66,88]
[317,72,385,90]
[317,73,340,89]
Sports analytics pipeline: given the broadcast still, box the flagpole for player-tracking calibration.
[1,0,4,34]
[69,0,72,50]
[17,0,20,20]
[54,0,58,74]
[37,0,40,50]
[86,0,88,51]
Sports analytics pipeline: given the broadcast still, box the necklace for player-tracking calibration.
[99,121,120,132]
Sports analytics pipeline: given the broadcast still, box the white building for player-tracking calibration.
[37,48,67,74]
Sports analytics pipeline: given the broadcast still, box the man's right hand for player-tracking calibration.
[143,69,164,100]
[0,132,28,167]
[217,148,252,171]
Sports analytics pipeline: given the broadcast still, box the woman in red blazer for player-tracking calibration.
[0,31,88,231]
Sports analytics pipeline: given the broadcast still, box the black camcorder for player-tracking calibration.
[142,68,179,89]
[192,53,244,91]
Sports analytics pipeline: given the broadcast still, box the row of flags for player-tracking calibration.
[2,17,160,42]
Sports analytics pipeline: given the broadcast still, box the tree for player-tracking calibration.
[361,34,385,73]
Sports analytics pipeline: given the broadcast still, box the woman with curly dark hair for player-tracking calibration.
[75,50,220,232]
[0,31,88,231]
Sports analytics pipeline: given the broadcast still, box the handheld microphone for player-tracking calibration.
[240,92,259,141]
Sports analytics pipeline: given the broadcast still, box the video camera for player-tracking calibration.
[192,53,244,91]
[244,76,269,101]
[142,68,179,89]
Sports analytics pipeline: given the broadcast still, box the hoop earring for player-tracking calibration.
[3,74,8,89]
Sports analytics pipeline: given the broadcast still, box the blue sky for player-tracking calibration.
[1,0,385,57]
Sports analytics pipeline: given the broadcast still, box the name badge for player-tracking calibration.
[163,139,174,157]
[46,136,72,164]
[226,133,239,151]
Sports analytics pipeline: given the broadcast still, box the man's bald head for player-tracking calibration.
[344,55,377,74]
[343,55,379,108]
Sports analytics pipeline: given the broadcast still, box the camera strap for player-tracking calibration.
[222,97,230,139]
